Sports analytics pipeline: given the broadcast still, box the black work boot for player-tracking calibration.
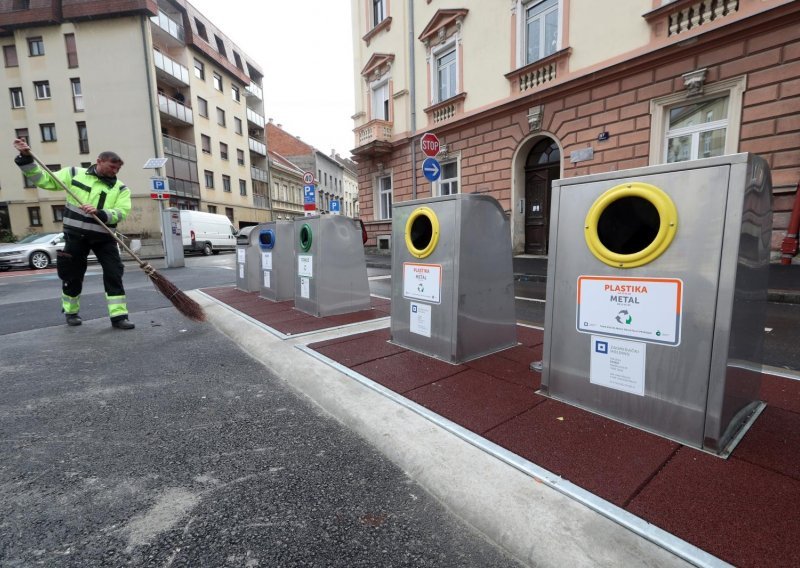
[65,313,82,326]
[111,318,135,330]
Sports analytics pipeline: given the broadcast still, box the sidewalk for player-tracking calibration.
[197,284,800,568]
[365,253,800,304]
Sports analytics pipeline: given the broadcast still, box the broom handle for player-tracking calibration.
[28,152,151,270]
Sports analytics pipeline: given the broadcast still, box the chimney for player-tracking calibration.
[268,118,273,123]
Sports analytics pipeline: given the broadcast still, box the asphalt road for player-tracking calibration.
[0,254,524,567]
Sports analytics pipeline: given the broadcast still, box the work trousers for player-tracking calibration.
[57,232,127,319]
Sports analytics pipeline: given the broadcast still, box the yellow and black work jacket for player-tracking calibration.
[16,156,131,239]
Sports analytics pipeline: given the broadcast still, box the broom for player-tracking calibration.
[28,151,206,322]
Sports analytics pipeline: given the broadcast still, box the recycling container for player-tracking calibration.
[235,224,268,292]
[258,221,295,302]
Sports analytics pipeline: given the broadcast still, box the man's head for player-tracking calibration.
[95,151,124,177]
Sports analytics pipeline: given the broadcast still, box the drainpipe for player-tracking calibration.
[141,16,160,165]
[408,0,417,200]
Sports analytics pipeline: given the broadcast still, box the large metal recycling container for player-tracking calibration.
[540,153,772,455]
[258,221,295,302]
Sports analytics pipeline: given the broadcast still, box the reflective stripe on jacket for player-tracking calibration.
[18,163,131,236]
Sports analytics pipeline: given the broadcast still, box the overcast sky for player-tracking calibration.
[188,0,357,159]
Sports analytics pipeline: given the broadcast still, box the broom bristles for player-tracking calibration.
[148,269,206,322]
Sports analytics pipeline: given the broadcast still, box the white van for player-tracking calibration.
[180,210,238,255]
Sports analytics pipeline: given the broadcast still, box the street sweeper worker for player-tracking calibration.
[12,138,135,330]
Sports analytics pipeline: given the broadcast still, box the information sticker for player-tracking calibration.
[577,276,682,346]
[263,270,271,289]
[237,248,245,263]
[238,263,244,279]
[402,263,442,304]
[262,251,272,270]
[298,255,313,278]
[589,335,646,396]
[409,302,432,337]
[300,276,310,298]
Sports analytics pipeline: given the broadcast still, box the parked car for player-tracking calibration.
[0,232,65,270]
[0,232,103,271]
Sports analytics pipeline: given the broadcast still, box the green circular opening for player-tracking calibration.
[596,196,660,255]
[409,214,433,252]
[300,224,313,252]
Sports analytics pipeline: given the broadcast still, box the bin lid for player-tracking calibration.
[236,225,256,244]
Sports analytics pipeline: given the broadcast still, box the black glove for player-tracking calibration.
[15,154,34,166]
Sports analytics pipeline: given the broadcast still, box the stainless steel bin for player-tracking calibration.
[258,221,295,302]
[541,153,772,455]
[235,224,269,292]
[391,194,517,363]
[293,215,371,317]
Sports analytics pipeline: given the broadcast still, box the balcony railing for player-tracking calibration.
[246,107,265,128]
[157,93,193,125]
[245,82,263,100]
[248,137,266,156]
[162,134,197,161]
[150,10,185,43]
[153,49,189,85]
[250,166,268,183]
[505,48,571,94]
[355,119,393,147]
[253,194,269,209]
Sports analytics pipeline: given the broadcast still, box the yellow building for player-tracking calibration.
[0,0,271,240]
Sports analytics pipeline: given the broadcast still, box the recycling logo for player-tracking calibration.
[615,310,632,325]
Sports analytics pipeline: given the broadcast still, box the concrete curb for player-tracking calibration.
[192,291,706,568]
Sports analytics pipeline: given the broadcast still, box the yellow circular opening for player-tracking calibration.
[405,207,440,259]
[584,182,678,268]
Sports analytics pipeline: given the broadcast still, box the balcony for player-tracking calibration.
[505,48,571,94]
[245,82,263,100]
[157,93,193,125]
[643,0,739,38]
[251,166,268,183]
[424,93,467,125]
[153,49,189,87]
[246,107,265,128]
[352,119,393,157]
[249,137,267,156]
[150,9,184,44]
[162,134,197,161]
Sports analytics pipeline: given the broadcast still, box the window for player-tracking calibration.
[435,46,457,102]
[239,179,247,196]
[194,59,205,80]
[10,87,24,109]
[233,52,243,70]
[201,134,211,153]
[204,170,214,188]
[216,107,226,126]
[524,0,559,64]
[377,175,392,220]
[237,149,245,165]
[214,35,226,57]
[234,117,243,135]
[436,160,459,196]
[197,96,208,117]
[371,80,389,121]
[76,122,89,154]
[219,142,228,160]
[52,205,65,222]
[64,33,78,68]
[222,175,231,192]
[231,85,240,102]
[213,72,222,91]
[71,78,83,111]
[649,76,745,166]
[3,45,18,67]
[28,207,41,226]
[665,97,729,163]
[40,123,57,142]
[372,0,386,27]
[28,37,44,57]
[34,81,50,100]
[225,207,233,222]
[208,204,217,214]
[195,19,208,41]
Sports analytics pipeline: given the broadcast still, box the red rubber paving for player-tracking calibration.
[516,326,544,348]
[760,373,800,413]
[405,369,546,434]
[314,334,406,367]
[308,328,392,350]
[465,353,539,388]
[627,448,800,568]
[495,344,543,366]
[353,350,467,393]
[733,405,800,481]
[485,400,679,506]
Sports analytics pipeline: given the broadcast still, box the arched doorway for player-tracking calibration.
[524,138,560,255]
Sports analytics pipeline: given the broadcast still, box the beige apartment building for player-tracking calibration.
[0,0,271,239]
[350,0,800,258]
[267,149,305,221]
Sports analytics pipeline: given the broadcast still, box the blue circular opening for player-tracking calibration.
[259,229,275,250]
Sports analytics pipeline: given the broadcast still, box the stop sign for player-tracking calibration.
[420,132,440,157]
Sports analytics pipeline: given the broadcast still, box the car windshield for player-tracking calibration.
[16,233,59,244]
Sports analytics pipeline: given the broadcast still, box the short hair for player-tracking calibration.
[97,151,123,164]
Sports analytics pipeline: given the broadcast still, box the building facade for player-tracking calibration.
[0,0,271,239]
[267,150,304,221]
[350,0,800,258]
[333,151,360,218]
